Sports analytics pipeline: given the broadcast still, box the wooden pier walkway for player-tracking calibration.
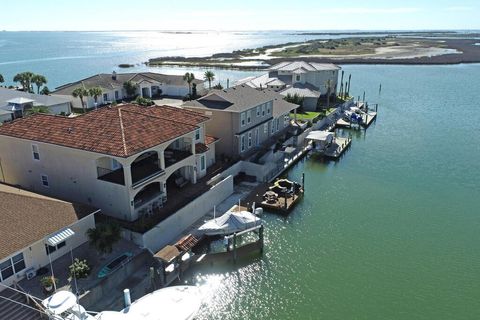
[324,137,352,159]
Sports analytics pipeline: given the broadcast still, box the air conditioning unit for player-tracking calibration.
[26,268,36,280]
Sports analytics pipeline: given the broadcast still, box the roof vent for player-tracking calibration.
[67,127,74,134]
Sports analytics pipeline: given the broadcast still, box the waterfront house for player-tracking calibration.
[182,85,299,159]
[0,104,217,223]
[0,87,72,122]
[0,184,97,291]
[237,61,340,111]
[53,72,206,109]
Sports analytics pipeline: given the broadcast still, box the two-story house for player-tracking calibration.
[53,72,206,109]
[182,85,299,159]
[0,104,217,222]
[237,61,341,111]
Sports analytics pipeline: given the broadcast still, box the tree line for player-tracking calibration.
[0,72,49,94]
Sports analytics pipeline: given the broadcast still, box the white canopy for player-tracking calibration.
[46,228,75,246]
[306,131,334,142]
[198,210,261,236]
[7,97,35,105]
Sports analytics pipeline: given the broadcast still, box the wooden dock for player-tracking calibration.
[324,137,352,159]
[361,111,377,128]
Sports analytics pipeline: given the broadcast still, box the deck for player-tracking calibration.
[324,137,352,159]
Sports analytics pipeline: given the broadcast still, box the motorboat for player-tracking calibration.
[42,285,202,320]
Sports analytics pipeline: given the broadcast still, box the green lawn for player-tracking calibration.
[290,111,321,121]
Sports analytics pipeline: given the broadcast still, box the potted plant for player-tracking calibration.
[40,276,58,292]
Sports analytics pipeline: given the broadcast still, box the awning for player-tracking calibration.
[46,228,75,246]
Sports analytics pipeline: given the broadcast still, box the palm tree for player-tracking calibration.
[72,87,89,113]
[31,74,47,94]
[88,87,103,108]
[24,105,49,116]
[123,81,137,98]
[0,74,4,84]
[183,72,195,96]
[86,223,122,255]
[339,70,344,99]
[204,70,215,90]
[13,72,34,92]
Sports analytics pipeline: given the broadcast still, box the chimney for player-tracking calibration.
[112,71,117,81]
[227,79,229,89]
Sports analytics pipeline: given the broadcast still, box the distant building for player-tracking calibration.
[0,183,97,290]
[182,85,298,159]
[237,61,341,111]
[0,104,216,222]
[0,87,72,122]
[53,72,206,109]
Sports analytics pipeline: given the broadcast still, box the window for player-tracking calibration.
[264,123,268,134]
[247,110,251,124]
[248,132,252,148]
[103,93,108,101]
[256,106,260,116]
[240,113,246,127]
[0,259,14,281]
[12,253,25,273]
[115,91,119,100]
[267,102,271,114]
[270,120,274,134]
[255,128,260,146]
[200,155,205,171]
[32,145,40,160]
[296,75,300,81]
[45,241,66,255]
[275,118,280,131]
[41,175,49,187]
[261,104,266,116]
[240,135,246,152]
[195,128,201,141]
[284,114,290,126]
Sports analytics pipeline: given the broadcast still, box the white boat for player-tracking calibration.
[42,285,202,320]
[198,208,261,236]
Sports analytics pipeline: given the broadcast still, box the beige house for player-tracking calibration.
[0,104,217,222]
[53,72,206,109]
[0,184,97,291]
[182,85,298,159]
[237,61,341,111]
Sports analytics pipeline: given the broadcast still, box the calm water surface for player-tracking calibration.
[1,31,479,319]
[191,64,480,320]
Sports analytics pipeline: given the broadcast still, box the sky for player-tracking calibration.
[0,0,479,31]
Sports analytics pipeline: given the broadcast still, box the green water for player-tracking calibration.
[193,64,480,320]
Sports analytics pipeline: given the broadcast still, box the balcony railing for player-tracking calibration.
[164,146,192,168]
[97,167,125,185]
[131,154,165,188]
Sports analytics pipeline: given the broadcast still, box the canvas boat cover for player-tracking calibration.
[198,210,261,236]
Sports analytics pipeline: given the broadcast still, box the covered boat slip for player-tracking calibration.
[306,130,351,159]
[197,205,262,236]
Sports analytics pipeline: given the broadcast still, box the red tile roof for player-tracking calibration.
[205,135,219,145]
[195,143,209,154]
[0,104,209,158]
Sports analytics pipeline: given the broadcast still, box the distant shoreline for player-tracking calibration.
[146,36,480,69]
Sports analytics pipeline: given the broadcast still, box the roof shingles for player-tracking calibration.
[0,104,209,158]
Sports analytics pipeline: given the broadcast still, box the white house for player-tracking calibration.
[53,72,206,109]
[0,184,97,291]
[237,61,341,111]
[0,88,72,122]
[0,104,217,223]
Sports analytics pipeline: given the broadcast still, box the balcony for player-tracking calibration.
[164,147,192,168]
[97,167,125,185]
[131,153,165,188]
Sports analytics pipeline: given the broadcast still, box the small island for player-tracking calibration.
[147,32,480,69]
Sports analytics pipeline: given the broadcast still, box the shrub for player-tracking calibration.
[40,276,58,288]
[134,96,154,106]
[69,258,90,279]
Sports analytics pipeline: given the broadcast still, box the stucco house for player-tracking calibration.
[237,61,341,111]
[0,184,97,291]
[182,85,299,159]
[0,88,72,122]
[53,72,206,109]
[0,104,217,222]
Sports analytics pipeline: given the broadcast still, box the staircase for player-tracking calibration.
[0,286,44,320]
